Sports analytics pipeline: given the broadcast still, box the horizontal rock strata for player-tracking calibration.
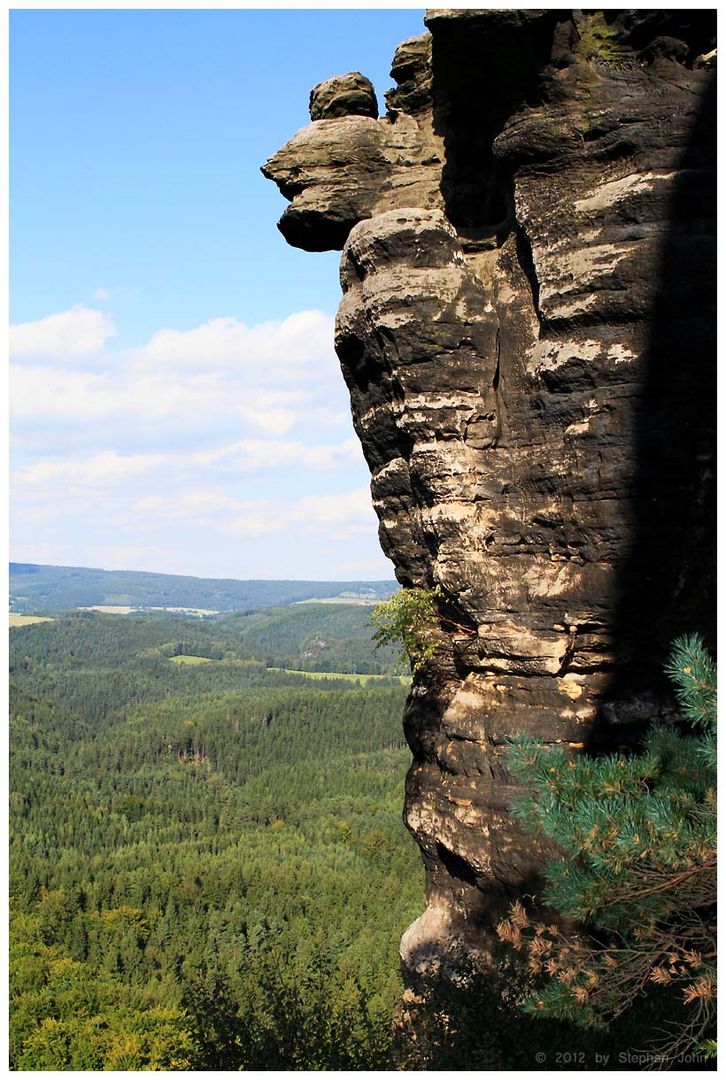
[263,6,716,1056]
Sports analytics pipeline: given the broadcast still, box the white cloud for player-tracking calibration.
[13,449,166,491]
[9,364,320,438]
[291,486,378,540]
[10,307,346,446]
[130,308,336,380]
[13,438,360,495]
[200,437,360,473]
[10,304,115,361]
[9,304,390,580]
[218,509,286,538]
[11,365,111,422]
[332,556,395,578]
[127,484,376,544]
[292,486,375,526]
[93,288,110,301]
[133,489,284,537]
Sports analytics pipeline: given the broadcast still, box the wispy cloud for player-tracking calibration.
[291,487,378,540]
[129,484,377,542]
[13,449,167,492]
[13,438,362,494]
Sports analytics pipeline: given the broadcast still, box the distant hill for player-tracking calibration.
[9,562,396,615]
[218,603,402,674]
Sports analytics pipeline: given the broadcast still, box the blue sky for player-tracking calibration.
[10,9,426,580]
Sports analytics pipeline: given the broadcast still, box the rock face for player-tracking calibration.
[263,6,716,1057]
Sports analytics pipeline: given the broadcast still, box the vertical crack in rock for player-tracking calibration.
[262,7,715,1061]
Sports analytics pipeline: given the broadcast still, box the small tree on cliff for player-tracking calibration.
[370,587,475,674]
[498,634,716,1064]
[370,588,441,673]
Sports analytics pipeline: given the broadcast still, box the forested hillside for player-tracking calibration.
[9,562,396,614]
[9,607,419,1069]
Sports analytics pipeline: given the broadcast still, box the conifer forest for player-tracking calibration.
[9,600,420,1069]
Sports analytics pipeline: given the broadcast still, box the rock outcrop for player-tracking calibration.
[263,7,716,1060]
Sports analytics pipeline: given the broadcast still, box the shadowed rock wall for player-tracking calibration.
[263,7,716,1057]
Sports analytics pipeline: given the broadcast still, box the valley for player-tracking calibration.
[9,587,419,1069]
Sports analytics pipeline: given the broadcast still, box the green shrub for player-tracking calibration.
[370,589,442,674]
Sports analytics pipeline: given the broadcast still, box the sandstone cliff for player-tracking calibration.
[263,8,716,1061]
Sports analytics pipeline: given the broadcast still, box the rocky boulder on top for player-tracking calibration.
[309,71,379,120]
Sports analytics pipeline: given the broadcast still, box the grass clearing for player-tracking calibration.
[168,654,216,665]
[79,605,138,614]
[293,596,386,606]
[148,606,219,616]
[163,656,410,684]
[9,614,55,627]
[267,666,409,685]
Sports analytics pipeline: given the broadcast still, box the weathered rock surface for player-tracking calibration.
[263,6,716,1060]
[262,51,444,251]
[385,34,432,116]
[309,71,379,121]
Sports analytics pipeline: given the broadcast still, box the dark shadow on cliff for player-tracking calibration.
[403,26,716,1071]
[428,11,716,738]
[397,943,715,1071]
[427,11,561,236]
[587,67,716,752]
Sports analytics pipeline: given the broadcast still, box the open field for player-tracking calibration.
[168,654,215,665]
[165,656,408,682]
[147,606,219,616]
[267,666,409,685]
[80,605,137,614]
[293,596,384,606]
[9,614,55,627]
[80,605,219,616]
